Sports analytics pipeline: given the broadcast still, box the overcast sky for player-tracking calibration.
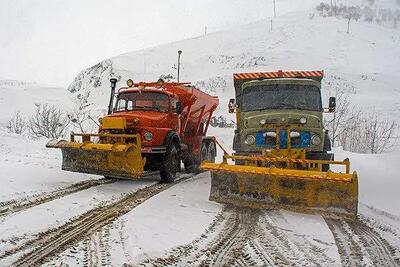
[0,0,318,87]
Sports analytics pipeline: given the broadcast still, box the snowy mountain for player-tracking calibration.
[68,3,400,122]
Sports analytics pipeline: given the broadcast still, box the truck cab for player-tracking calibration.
[231,71,335,168]
[101,89,181,150]
[97,80,218,181]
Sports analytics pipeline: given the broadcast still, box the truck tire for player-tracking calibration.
[160,143,179,183]
[207,142,216,163]
[183,142,208,173]
[200,142,208,162]
[324,132,332,152]
[184,157,198,173]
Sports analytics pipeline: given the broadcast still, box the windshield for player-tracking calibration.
[114,92,169,112]
[241,84,322,112]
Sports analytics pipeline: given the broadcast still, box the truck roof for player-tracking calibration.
[233,70,324,97]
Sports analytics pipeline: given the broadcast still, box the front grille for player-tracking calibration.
[256,130,311,148]
[291,136,301,147]
[265,136,276,146]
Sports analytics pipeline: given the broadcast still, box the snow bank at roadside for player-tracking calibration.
[335,148,400,217]
[0,130,98,201]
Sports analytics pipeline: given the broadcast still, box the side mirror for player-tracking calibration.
[176,102,183,114]
[228,98,236,113]
[329,97,336,112]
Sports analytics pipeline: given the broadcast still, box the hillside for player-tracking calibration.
[68,7,400,122]
[0,80,72,123]
[62,3,400,216]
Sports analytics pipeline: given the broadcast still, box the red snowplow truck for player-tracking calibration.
[47,79,219,182]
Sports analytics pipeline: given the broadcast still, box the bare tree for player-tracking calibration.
[363,114,396,153]
[394,9,400,28]
[158,73,175,82]
[363,6,376,22]
[339,113,397,154]
[29,104,70,139]
[68,91,93,133]
[316,2,331,17]
[6,111,26,135]
[342,6,361,33]
[324,85,360,146]
[195,77,227,94]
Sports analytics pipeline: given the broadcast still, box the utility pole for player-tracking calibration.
[334,0,337,16]
[270,19,273,31]
[143,52,147,81]
[177,50,182,82]
[273,0,276,17]
[205,25,207,36]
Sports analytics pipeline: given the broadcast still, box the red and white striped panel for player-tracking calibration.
[233,70,324,80]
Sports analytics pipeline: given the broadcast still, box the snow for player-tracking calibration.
[336,148,400,217]
[110,173,222,265]
[0,81,72,123]
[0,132,93,201]
[0,0,400,265]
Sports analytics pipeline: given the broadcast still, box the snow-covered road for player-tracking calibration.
[1,168,399,266]
[0,132,399,266]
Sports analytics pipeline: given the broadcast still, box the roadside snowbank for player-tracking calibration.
[335,148,400,217]
[0,131,97,201]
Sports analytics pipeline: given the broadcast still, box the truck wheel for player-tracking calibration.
[324,133,332,151]
[160,144,179,183]
[207,143,216,163]
[200,142,208,162]
[184,157,198,173]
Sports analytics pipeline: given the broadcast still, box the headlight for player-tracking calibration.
[300,117,307,124]
[311,134,321,146]
[127,79,134,87]
[260,119,267,125]
[143,132,153,141]
[290,131,300,138]
[244,135,256,145]
[265,132,277,137]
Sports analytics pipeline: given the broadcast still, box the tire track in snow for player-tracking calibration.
[199,208,258,267]
[0,174,194,267]
[81,226,111,267]
[325,217,399,267]
[0,178,116,217]
[265,211,336,266]
[142,208,335,266]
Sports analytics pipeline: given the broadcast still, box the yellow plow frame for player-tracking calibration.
[47,132,146,179]
[201,141,358,216]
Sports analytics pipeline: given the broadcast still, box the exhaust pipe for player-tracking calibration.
[108,78,118,115]
[177,50,182,82]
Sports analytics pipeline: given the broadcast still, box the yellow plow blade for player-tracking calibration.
[202,162,358,216]
[47,133,145,179]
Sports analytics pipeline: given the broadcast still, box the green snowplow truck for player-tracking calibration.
[202,70,359,217]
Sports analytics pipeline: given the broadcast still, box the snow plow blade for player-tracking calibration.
[202,157,358,217]
[47,133,145,179]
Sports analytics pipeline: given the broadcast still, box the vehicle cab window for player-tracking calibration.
[114,92,170,112]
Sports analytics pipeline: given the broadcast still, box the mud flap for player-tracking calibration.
[203,162,358,217]
[52,141,145,179]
